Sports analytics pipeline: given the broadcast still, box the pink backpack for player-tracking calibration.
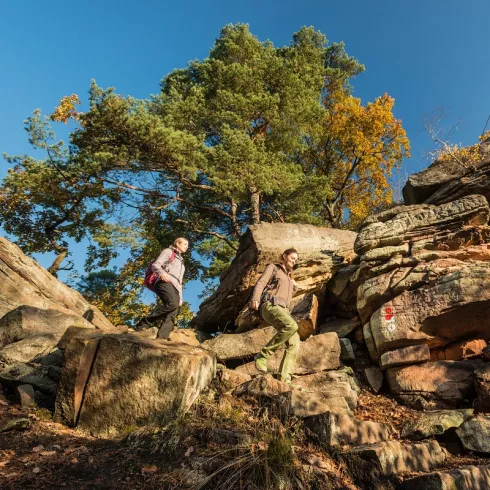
[143,250,176,292]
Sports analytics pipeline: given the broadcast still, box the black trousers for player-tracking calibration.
[137,281,179,339]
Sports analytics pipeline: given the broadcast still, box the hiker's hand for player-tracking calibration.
[250,300,260,311]
[160,272,171,282]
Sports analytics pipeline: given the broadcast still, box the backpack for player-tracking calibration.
[144,249,176,292]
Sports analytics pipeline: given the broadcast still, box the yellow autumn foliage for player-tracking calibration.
[316,91,410,227]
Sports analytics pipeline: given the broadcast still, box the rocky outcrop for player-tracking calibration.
[191,223,356,333]
[0,237,114,330]
[403,138,490,205]
[351,195,490,402]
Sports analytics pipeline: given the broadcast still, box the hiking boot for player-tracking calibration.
[254,354,268,373]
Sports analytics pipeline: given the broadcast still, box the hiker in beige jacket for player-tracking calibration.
[250,248,299,383]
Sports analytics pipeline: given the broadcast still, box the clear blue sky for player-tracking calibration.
[1,0,489,311]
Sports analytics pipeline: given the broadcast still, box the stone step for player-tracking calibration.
[400,464,490,490]
[235,332,340,376]
[342,440,447,477]
[305,411,392,447]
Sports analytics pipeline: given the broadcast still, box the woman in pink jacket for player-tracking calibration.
[136,237,189,339]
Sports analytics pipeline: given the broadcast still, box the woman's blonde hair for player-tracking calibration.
[173,237,188,247]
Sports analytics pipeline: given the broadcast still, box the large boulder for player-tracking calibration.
[0,306,95,349]
[0,237,113,330]
[58,335,216,437]
[191,223,356,333]
[0,306,96,366]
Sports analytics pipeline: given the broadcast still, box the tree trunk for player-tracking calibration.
[47,249,68,277]
[250,188,260,225]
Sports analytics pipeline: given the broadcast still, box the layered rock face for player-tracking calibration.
[353,194,490,408]
[0,237,113,330]
[403,137,490,205]
[191,223,356,333]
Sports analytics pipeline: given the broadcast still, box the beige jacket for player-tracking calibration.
[250,263,295,309]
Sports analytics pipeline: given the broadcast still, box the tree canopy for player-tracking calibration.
[1,24,410,315]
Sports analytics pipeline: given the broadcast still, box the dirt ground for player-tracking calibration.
[0,398,184,489]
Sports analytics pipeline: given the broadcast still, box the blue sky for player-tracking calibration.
[1,0,489,312]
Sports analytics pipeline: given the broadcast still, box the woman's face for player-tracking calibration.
[283,252,298,270]
[176,240,189,254]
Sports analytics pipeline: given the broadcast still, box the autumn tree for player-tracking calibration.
[2,24,410,298]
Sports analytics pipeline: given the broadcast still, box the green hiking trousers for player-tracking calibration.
[259,302,300,382]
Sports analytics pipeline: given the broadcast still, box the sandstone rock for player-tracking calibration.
[274,389,350,417]
[403,139,490,206]
[355,195,489,255]
[342,440,446,477]
[0,333,60,364]
[0,237,113,330]
[233,374,291,397]
[76,335,216,437]
[168,328,201,346]
[364,367,384,393]
[402,153,473,205]
[363,323,379,361]
[191,223,356,333]
[368,263,490,355]
[379,344,430,370]
[235,332,340,377]
[202,327,276,362]
[475,366,490,412]
[444,339,487,360]
[54,336,102,427]
[456,416,490,453]
[319,318,360,338]
[401,464,490,490]
[401,409,473,440]
[324,264,359,317]
[339,338,355,362]
[291,294,318,340]
[0,362,57,396]
[386,361,481,409]
[218,369,251,391]
[57,326,104,349]
[0,417,30,432]
[0,306,95,349]
[305,411,392,447]
[16,384,36,407]
[290,369,360,410]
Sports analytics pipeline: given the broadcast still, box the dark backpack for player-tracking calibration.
[144,249,176,292]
